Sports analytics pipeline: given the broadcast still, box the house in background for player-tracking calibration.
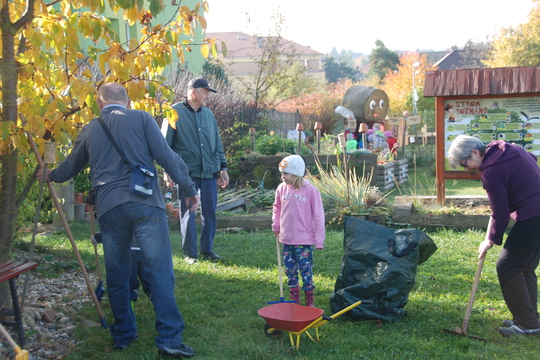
[433,47,487,70]
[71,1,208,75]
[205,32,325,89]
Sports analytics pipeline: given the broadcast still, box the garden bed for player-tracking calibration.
[165,195,498,231]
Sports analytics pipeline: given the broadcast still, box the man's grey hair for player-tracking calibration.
[447,135,486,169]
[98,83,129,104]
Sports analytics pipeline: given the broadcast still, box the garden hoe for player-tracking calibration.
[0,322,29,360]
[443,254,486,342]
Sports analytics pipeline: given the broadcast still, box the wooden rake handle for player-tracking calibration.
[22,116,107,324]
[461,254,485,334]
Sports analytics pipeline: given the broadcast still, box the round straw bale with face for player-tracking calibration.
[342,85,389,128]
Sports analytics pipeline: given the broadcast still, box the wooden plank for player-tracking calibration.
[231,189,253,198]
[216,197,246,212]
[218,189,254,203]
[0,261,38,283]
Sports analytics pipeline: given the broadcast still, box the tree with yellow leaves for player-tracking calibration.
[485,0,540,67]
[0,0,224,307]
[380,52,432,116]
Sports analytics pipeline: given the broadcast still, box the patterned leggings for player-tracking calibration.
[282,244,315,291]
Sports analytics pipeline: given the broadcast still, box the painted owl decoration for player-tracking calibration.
[342,85,390,128]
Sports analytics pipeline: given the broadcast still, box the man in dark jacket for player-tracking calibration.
[39,83,199,357]
[162,78,229,264]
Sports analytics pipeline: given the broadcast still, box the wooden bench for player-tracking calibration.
[0,261,39,345]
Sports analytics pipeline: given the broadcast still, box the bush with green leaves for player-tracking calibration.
[255,134,310,155]
[73,166,92,194]
[405,143,435,167]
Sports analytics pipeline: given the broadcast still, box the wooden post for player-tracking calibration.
[296,122,304,155]
[435,97,446,205]
[314,122,322,154]
[249,128,256,152]
[338,133,350,206]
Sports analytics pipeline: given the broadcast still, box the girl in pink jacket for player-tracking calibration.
[272,155,326,307]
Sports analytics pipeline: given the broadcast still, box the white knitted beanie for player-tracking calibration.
[278,155,305,177]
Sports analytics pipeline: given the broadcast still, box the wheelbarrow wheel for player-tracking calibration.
[264,323,282,338]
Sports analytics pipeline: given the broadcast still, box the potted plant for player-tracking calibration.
[364,186,386,208]
[73,167,92,207]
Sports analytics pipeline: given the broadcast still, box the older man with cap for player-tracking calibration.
[163,78,229,264]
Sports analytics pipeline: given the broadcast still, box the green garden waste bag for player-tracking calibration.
[330,217,437,322]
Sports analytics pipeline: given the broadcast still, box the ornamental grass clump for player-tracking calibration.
[307,157,373,210]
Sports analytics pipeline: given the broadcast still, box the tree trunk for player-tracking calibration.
[0,6,26,308]
[0,152,19,308]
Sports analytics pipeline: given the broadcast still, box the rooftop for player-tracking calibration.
[424,66,540,97]
[205,32,323,58]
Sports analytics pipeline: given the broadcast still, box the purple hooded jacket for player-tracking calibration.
[480,141,540,245]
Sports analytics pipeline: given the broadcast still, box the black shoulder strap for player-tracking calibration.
[97,116,130,167]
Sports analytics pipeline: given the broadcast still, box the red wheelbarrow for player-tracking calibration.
[258,300,372,349]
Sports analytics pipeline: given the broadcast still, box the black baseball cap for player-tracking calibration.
[188,78,217,93]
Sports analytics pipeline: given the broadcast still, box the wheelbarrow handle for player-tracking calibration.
[331,300,372,320]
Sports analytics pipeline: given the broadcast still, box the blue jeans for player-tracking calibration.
[180,177,218,258]
[129,249,151,301]
[100,202,185,348]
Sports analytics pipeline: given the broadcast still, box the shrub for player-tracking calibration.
[255,134,310,155]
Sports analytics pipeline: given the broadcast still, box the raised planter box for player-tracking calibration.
[210,213,511,231]
[393,158,409,185]
[392,195,512,230]
[238,154,381,189]
[167,211,509,232]
[238,154,408,194]
[374,159,408,191]
[393,214,514,230]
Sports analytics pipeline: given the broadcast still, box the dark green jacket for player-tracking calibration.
[163,99,227,178]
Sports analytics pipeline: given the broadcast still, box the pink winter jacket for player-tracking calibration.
[272,179,326,249]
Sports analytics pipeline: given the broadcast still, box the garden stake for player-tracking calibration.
[23,119,108,329]
[443,254,486,342]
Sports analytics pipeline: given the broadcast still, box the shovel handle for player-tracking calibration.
[0,322,20,352]
[275,235,285,299]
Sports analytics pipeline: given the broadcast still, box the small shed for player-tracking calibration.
[424,66,540,203]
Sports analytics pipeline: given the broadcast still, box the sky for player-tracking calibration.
[204,0,535,55]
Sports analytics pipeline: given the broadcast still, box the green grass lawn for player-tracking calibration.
[16,221,540,359]
[391,164,487,199]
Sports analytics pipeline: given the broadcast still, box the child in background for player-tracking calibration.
[384,130,399,157]
[272,155,325,307]
[372,123,387,150]
[366,129,374,149]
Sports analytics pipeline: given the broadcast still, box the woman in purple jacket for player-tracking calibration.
[448,135,540,336]
[272,155,326,307]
